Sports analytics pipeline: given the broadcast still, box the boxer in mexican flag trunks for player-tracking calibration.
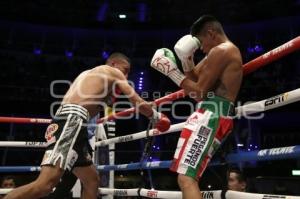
[170,95,235,179]
[150,15,243,199]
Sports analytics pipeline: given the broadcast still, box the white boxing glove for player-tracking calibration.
[174,35,200,72]
[151,48,186,87]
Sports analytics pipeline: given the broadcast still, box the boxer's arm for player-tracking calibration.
[185,57,206,82]
[181,47,226,100]
[111,68,153,117]
[111,68,170,132]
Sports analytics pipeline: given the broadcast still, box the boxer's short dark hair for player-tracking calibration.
[191,15,224,36]
[106,52,131,64]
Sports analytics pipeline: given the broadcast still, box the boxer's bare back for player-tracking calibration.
[63,64,151,117]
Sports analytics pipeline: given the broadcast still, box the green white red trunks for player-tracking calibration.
[170,96,235,180]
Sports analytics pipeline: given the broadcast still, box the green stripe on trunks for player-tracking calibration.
[184,96,234,178]
[197,95,234,117]
[185,111,219,178]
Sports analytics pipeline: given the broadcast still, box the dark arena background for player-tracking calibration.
[0,0,300,198]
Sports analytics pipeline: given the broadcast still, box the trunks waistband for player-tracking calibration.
[55,104,89,121]
[197,96,235,117]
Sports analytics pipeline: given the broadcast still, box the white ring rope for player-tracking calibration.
[95,122,183,147]
[0,141,47,148]
[0,188,299,199]
[99,188,300,199]
[235,87,300,116]
[95,88,300,147]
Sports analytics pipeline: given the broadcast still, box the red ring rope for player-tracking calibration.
[0,117,51,124]
[243,36,300,75]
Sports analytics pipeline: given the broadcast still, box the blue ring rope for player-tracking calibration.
[0,145,299,172]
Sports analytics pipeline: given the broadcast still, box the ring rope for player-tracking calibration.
[96,144,300,171]
[97,188,300,199]
[0,117,51,124]
[243,36,300,75]
[1,188,299,199]
[0,145,299,173]
[0,141,47,148]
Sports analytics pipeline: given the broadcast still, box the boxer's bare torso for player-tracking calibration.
[195,41,242,102]
[184,41,242,102]
[62,65,145,117]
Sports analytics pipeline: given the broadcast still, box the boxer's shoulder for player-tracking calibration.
[88,65,121,78]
